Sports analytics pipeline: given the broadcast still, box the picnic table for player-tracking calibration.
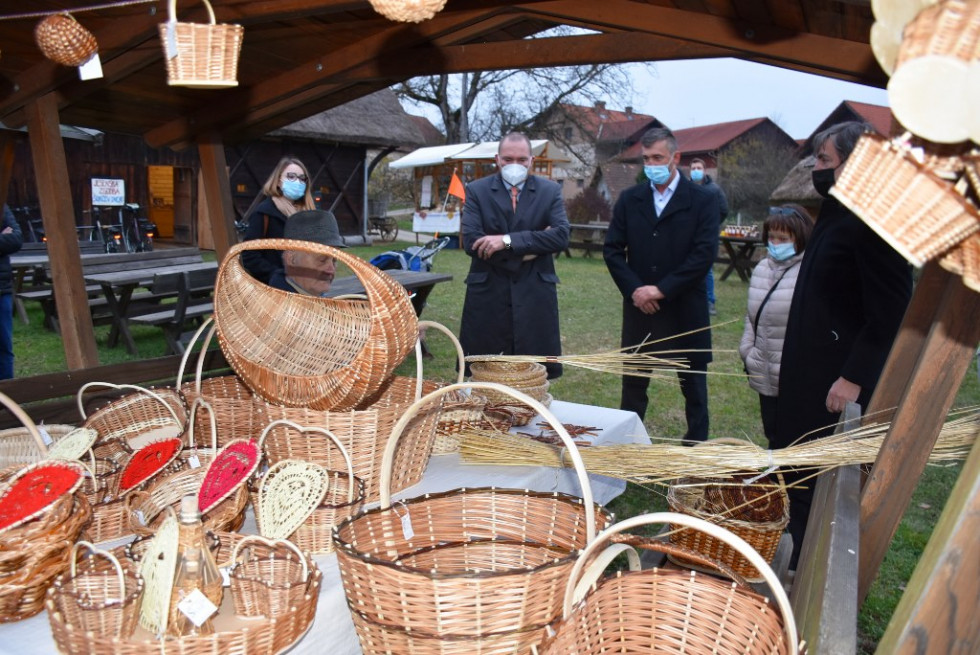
[719,234,765,282]
[564,221,608,257]
[326,269,453,317]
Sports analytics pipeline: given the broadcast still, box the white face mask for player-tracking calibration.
[500,163,528,187]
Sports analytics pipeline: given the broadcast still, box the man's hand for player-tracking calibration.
[632,285,664,315]
[472,234,506,260]
[826,377,860,414]
[1,227,11,235]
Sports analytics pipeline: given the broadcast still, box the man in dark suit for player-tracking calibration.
[604,127,720,442]
[460,132,570,379]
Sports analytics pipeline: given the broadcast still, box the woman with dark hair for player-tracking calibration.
[739,204,813,441]
[242,156,317,283]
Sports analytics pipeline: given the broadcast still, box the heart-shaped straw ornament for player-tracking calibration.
[118,437,183,493]
[137,510,179,635]
[0,460,85,533]
[198,439,260,513]
[258,460,329,540]
[45,427,98,461]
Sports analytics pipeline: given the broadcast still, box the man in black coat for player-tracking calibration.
[604,127,720,442]
[460,132,570,379]
[775,121,912,568]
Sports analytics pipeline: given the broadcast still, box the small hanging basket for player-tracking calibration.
[157,0,244,88]
[35,13,98,67]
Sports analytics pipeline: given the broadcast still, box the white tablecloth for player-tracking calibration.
[4,401,647,654]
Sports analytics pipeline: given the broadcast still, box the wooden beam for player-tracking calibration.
[875,426,980,653]
[858,273,980,603]
[24,95,99,370]
[196,133,237,262]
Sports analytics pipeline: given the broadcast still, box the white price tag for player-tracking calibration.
[164,22,178,59]
[177,588,218,627]
[220,568,231,587]
[78,53,103,80]
[187,455,201,469]
[134,510,146,526]
[38,426,53,446]
[400,510,414,540]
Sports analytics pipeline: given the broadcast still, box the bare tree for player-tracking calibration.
[717,136,799,221]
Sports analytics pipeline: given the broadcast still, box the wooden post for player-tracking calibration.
[24,95,98,370]
[875,424,980,653]
[858,274,980,603]
[196,132,236,262]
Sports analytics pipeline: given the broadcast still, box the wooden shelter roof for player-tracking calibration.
[0,0,886,151]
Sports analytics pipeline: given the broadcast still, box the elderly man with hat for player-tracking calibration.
[269,209,345,296]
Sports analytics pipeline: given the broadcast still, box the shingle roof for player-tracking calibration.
[560,103,658,142]
[840,101,894,136]
[408,115,445,146]
[673,118,770,154]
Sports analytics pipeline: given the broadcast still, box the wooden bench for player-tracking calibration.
[129,268,217,355]
[564,222,607,258]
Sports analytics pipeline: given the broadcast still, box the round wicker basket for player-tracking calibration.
[35,13,97,67]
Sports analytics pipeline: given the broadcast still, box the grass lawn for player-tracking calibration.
[13,238,978,650]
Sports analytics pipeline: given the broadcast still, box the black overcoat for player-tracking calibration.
[773,197,912,448]
[459,173,569,376]
[604,176,720,364]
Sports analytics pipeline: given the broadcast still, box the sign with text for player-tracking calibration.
[91,178,126,206]
[412,211,460,234]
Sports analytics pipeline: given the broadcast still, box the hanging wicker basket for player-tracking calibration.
[369,0,448,23]
[158,0,244,88]
[35,13,98,67]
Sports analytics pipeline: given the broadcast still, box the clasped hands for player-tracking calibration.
[632,285,664,314]
[472,234,506,260]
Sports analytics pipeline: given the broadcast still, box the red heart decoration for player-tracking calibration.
[199,439,260,513]
[119,437,183,492]
[0,461,84,533]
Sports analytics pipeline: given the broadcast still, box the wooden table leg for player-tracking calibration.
[734,243,757,282]
[719,240,739,281]
[103,283,139,355]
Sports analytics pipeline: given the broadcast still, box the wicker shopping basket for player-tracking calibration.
[540,512,799,654]
[79,382,189,458]
[334,382,611,655]
[158,0,243,88]
[214,239,418,410]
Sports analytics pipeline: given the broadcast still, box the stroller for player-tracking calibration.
[370,236,452,272]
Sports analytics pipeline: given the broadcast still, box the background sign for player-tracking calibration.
[412,211,460,234]
[91,178,125,206]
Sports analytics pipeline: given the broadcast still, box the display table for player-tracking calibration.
[5,400,647,654]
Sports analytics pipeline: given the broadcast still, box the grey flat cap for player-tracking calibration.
[283,209,346,248]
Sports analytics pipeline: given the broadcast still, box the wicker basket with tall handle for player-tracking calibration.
[157,0,243,88]
[78,382,188,458]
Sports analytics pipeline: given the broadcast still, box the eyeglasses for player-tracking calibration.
[283,172,308,182]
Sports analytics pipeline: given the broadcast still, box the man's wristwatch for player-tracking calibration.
[502,234,512,249]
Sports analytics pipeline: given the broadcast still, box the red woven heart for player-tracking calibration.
[0,462,84,532]
[199,439,260,513]
[119,437,182,492]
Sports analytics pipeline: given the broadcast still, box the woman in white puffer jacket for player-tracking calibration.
[739,204,813,441]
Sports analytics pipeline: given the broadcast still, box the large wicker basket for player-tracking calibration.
[158,0,243,88]
[541,512,799,654]
[334,382,611,654]
[214,239,418,410]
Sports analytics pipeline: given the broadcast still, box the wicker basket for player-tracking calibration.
[157,0,243,88]
[434,399,514,454]
[214,239,418,410]
[125,467,248,538]
[541,512,799,654]
[667,473,788,582]
[940,231,980,292]
[79,383,188,459]
[229,536,313,618]
[334,382,610,654]
[0,423,79,470]
[470,361,548,385]
[48,541,143,639]
[831,133,980,266]
[35,13,98,67]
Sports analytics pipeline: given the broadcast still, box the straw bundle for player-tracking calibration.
[459,408,979,484]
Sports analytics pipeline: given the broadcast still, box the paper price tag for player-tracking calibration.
[134,509,146,526]
[177,588,217,627]
[38,426,53,446]
[400,510,414,540]
[78,53,103,81]
[187,455,201,469]
[164,22,178,59]
[220,568,231,587]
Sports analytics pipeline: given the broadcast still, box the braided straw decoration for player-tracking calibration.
[214,239,418,410]
[368,0,447,23]
[257,459,330,541]
[198,438,260,513]
[34,13,98,67]
[136,511,178,635]
[45,428,98,462]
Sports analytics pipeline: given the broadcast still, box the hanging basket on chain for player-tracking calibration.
[35,13,98,67]
[369,0,448,23]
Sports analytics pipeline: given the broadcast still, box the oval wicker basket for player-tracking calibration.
[214,239,418,410]
[35,13,98,67]
[79,383,188,459]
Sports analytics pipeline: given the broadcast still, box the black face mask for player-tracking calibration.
[812,168,837,198]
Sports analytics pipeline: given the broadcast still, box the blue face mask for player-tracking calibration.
[644,164,671,185]
[281,178,307,201]
[690,169,704,182]
[768,241,796,261]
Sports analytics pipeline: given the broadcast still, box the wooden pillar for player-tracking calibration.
[858,271,980,602]
[0,133,14,210]
[196,133,236,262]
[25,95,98,370]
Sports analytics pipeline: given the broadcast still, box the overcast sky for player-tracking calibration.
[625,58,889,139]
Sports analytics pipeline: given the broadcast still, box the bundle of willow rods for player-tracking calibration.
[459,408,979,485]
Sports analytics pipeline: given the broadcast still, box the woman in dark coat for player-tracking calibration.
[242,156,317,283]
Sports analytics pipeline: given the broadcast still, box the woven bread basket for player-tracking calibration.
[334,382,611,654]
[469,361,548,385]
[214,239,418,410]
[35,13,98,67]
[158,0,243,88]
[228,536,314,618]
[540,512,799,654]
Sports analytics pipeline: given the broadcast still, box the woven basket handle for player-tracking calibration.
[257,419,355,503]
[167,0,216,25]
[76,382,183,428]
[175,317,216,393]
[561,511,798,651]
[0,390,48,456]
[417,321,465,387]
[70,540,126,603]
[379,382,597,540]
[607,533,750,586]
[230,534,309,582]
[569,542,640,607]
[186,398,218,455]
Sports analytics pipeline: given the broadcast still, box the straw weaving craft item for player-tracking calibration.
[45,427,98,462]
[369,0,447,23]
[257,458,330,540]
[0,459,85,534]
[487,401,538,427]
[79,382,187,457]
[214,239,418,410]
[136,512,178,635]
[117,437,183,494]
[228,536,313,618]
[197,438,259,513]
[540,512,800,654]
[158,0,244,88]
[48,541,143,639]
[78,456,121,507]
[126,466,248,538]
[334,382,611,654]
[35,13,98,67]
